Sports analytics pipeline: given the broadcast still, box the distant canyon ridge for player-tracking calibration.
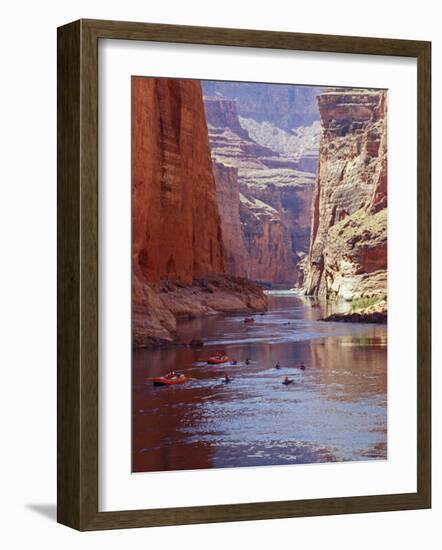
[132,78,387,346]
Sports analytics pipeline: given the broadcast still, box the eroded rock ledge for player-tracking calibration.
[133,274,267,348]
[322,299,387,324]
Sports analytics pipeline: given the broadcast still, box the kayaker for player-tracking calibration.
[223,375,232,384]
[245,357,251,365]
[275,362,281,370]
[283,376,294,385]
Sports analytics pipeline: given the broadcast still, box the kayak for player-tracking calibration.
[207,355,229,365]
[153,375,187,387]
[244,317,255,324]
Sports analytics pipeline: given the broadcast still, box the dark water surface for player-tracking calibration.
[133,293,387,472]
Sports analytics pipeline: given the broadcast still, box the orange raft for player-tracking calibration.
[153,373,187,386]
[207,354,229,365]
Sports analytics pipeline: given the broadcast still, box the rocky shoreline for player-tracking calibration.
[321,299,387,324]
[133,274,267,348]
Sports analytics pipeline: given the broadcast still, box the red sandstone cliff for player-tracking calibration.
[300,90,388,301]
[132,78,224,284]
[132,78,267,347]
[239,193,298,283]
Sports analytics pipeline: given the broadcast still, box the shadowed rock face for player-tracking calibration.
[300,90,388,301]
[203,96,299,171]
[239,118,321,172]
[132,78,267,347]
[132,77,224,285]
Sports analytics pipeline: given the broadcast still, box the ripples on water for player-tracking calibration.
[133,293,387,472]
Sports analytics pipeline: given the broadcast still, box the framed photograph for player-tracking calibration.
[57,19,431,530]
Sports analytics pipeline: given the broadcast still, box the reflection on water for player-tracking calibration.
[133,293,387,472]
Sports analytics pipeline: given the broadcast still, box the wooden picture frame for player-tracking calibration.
[57,18,431,530]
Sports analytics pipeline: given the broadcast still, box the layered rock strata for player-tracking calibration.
[202,81,323,130]
[203,94,315,285]
[132,77,267,347]
[212,162,248,276]
[239,194,297,283]
[213,161,302,283]
[239,118,321,172]
[300,90,388,302]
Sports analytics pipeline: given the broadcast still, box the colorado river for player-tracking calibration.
[133,292,387,472]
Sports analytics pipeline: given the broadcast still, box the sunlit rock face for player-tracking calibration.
[300,89,388,300]
[239,118,321,172]
[203,91,316,286]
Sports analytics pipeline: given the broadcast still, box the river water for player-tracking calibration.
[133,292,387,472]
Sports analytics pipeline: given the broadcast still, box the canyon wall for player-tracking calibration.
[300,89,388,301]
[132,77,224,285]
[213,161,300,284]
[239,193,298,283]
[239,118,321,171]
[132,78,266,347]
[203,91,316,285]
[203,96,299,171]
[212,162,248,276]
